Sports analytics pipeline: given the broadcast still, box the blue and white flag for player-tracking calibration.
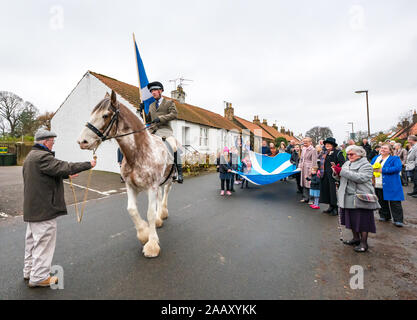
[134,40,154,114]
[232,152,300,185]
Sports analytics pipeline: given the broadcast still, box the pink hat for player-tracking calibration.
[223,147,229,152]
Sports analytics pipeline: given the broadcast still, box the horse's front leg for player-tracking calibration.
[143,187,161,258]
[126,184,149,245]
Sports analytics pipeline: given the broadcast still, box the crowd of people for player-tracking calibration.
[217,134,417,253]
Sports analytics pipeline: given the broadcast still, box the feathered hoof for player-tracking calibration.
[143,240,160,258]
[155,218,164,228]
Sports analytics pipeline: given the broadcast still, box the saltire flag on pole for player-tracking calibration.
[232,152,300,185]
[134,40,154,114]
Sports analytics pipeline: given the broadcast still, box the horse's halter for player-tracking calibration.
[85,100,119,142]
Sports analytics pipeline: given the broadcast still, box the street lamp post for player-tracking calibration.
[348,122,354,140]
[355,90,370,138]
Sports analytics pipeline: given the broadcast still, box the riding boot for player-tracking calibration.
[174,152,183,184]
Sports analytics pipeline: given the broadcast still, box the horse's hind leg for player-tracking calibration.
[126,183,149,245]
[143,187,161,258]
[160,182,172,220]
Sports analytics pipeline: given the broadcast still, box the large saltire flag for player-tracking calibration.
[134,40,154,114]
[232,152,300,185]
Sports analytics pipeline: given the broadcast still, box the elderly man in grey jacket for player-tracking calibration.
[23,129,96,287]
[406,135,417,197]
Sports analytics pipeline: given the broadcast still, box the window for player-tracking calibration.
[220,129,227,147]
[182,126,190,146]
[199,127,208,147]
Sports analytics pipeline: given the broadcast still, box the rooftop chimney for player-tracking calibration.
[272,123,278,130]
[224,102,234,121]
[171,85,186,103]
[280,126,285,134]
[262,119,268,126]
[253,115,261,125]
[402,119,410,128]
[413,110,417,124]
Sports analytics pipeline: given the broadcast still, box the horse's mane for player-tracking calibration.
[93,97,145,132]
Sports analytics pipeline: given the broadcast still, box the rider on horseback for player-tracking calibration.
[139,81,183,184]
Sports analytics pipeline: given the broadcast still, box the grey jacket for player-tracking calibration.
[334,157,375,209]
[23,144,92,222]
[406,144,417,171]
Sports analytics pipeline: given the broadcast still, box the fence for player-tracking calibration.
[0,142,33,165]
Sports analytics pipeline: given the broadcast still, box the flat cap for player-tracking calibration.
[34,128,57,141]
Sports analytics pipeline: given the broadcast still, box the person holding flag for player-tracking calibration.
[133,35,183,184]
[138,82,183,183]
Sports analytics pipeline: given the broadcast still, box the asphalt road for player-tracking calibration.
[1,173,341,299]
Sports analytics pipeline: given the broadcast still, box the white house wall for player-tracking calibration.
[52,72,251,173]
[51,73,138,173]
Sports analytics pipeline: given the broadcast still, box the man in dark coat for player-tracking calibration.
[319,137,346,215]
[361,138,372,161]
[261,140,271,155]
[139,81,183,183]
[23,129,95,287]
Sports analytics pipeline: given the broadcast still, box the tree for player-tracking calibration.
[15,102,40,136]
[37,111,54,131]
[354,130,369,143]
[0,91,25,136]
[0,117,7,137]
[274,137,288,147]
[305,126,334,145]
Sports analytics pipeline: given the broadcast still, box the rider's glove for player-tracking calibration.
[152,117,161,124]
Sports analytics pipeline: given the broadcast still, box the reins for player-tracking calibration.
[69,151,97,223]
[85,102,156,142]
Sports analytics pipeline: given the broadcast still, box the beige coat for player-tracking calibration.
[298,145,318,188]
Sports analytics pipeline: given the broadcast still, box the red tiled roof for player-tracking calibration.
[258,123,300,142]
[90,71,241,131]
[233,116,274,140]
[391,122,417,139]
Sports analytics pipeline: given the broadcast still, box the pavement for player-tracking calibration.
[0,166,127,217]
[1,172,417,299]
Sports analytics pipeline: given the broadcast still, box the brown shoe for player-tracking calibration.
[28,276,58,288]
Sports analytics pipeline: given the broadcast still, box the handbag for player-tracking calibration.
[354,193,381,210]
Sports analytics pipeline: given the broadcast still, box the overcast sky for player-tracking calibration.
[1,0,417,143]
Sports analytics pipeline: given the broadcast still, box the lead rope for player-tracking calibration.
[69,152,97,223]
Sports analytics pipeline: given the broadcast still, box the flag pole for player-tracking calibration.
[132,32,147,123]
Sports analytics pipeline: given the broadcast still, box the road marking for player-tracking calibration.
[63,181,110,195]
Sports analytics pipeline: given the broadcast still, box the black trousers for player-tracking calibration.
[295,172,303,192]
[413,169,417,193]
[241,179,248,188]
[221,179,231,191]
[400,165,408,185]
[375,188,404,223]
[230,175,235,190]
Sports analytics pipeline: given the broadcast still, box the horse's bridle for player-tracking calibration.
[85,102,120,142]
[85,101,155,141]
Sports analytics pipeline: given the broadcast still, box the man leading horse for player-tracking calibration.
[139,81,183,184]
